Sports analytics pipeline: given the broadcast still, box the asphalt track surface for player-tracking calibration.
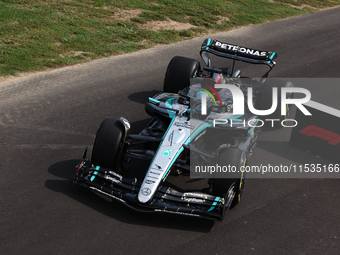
[1,7,340,255]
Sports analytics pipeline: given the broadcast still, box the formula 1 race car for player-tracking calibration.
[73,38,293,221]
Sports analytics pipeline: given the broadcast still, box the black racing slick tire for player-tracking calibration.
[255,79,294,127]
[212,148,247,209]
[91,118,125,170]
[163,56,201,93]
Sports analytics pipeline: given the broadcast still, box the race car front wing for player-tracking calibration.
[73,158,235,221]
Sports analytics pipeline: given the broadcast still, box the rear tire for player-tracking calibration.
[163,56,201,93]
[212,148,247,208]
[91,118,125,170]
[255,79,294,128]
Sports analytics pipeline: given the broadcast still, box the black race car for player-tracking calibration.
[73,38,293,221]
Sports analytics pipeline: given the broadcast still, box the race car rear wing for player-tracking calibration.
[200,38,277,68]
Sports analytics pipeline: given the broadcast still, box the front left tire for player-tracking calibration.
[91,118,125,170]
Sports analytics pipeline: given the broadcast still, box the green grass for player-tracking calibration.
[0,0,339,76]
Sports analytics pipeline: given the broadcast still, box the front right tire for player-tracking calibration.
[163,56,201,93]
[212,147,247,209]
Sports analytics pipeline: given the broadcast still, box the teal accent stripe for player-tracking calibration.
[149,97,160,104]
[269,52,276,60]
[162,147,184,179]
[228,114,244,122]
[90,166,100,181]
[184,122,212,145]
[247,120,259,134]
[165,98,175,108]
[206,38,211,50]
[207,196,221,212]
[165,98,176,118]
[90,172,97,181]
